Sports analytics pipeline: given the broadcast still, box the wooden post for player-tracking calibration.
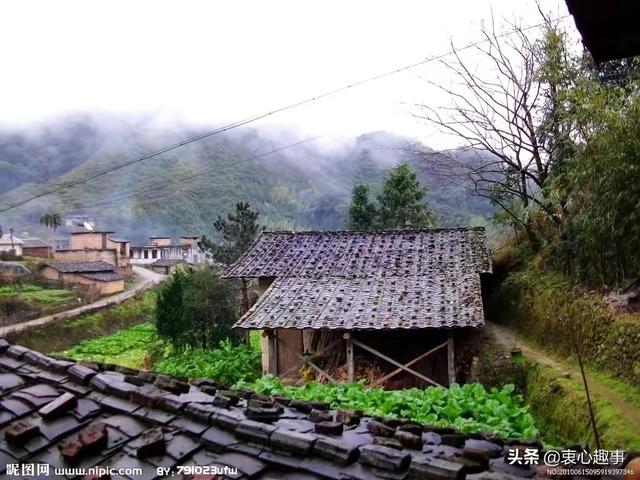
[447,331,456,386]
[241,278,251,347]
[344,332,354,382]
[268,330,278,376]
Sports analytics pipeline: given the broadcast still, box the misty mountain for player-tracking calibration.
[0,115,498,244]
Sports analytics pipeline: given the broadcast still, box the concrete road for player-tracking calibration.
[0,265,166,337]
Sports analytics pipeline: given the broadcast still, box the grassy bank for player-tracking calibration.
[489,266,640,385]
[524,362,640,450]
[8,290,157,353]
[487,251,640,450]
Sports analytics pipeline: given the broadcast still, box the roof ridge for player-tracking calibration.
[261,226,486,235]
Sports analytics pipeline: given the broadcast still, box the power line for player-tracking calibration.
[0,15,567,215]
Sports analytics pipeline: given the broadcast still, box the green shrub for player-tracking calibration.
[237,376,537,439]
[156,267,241,351]
[154,341,261,385]
[0,286,14,294]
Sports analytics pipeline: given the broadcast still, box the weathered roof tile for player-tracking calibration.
[230,228,490,330]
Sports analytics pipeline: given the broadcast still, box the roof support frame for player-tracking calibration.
[277,335,340,384]
[351,337,445,388]
[369,339,448,388]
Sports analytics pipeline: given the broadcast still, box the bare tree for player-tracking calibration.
[415,17,561,233]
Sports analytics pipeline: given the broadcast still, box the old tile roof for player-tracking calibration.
[80,272,127,282]
[230,228,491,330]
[46,261,117,274]
[0,339,573,479]
[226,228,491,279]
[236,273,483,330]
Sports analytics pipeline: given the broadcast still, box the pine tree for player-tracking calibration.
[200,202,263,265]
[377,163,436,229]
[346,184,377,230]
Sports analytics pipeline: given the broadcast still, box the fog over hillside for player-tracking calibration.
[0,114,498,244]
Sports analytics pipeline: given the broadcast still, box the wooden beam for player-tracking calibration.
[447,331,456,386]
[351,339,444,388]
[344,332,354,382]
[371,340,448,387]
[277,335,340,383]
[269,330,278,376]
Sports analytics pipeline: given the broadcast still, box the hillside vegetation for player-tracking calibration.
[0,117,497,243]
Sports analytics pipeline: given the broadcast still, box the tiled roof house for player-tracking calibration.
[41,261,126,295]
[225,228,491,387]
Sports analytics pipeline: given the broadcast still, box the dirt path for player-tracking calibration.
[486,322,640,425]
[0,266,165,337]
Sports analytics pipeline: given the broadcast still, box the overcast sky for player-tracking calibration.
[1,0,577,148]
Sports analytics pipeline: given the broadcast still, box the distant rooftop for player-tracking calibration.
[45,261,116,273]
[107,237,130,243]
[68,229,114,235]
[151,259,187,267]
[0,234,24,245]
[21,237,52,248]
[80,271,126,282]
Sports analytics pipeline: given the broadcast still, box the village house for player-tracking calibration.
[149,258,187,275]
[53,230,132,275]
[40,260,126,295]
[0,233,23,257]
[225,227,491,388]
[130,235,205,266]
[21,237,54,258]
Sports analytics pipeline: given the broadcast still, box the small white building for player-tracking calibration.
[0,233,24,256]
[130,235,205,266]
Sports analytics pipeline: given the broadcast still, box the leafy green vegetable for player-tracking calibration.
[154,341,261,385]
[237,376,538,439]
[59,322,160,368]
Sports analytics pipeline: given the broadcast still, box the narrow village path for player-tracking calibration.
[0,266,165,337]
[486,322,640,426]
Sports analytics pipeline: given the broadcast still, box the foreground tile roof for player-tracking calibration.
[46,261,117,274]
[230,228,490,330]
[0,340,564,479]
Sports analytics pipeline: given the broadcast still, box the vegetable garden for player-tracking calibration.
[59,321,538,440]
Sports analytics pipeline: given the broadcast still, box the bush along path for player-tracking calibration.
[0,266,165,338]
[487,322,640,450]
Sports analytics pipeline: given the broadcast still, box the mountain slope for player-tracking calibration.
[0,115,498,243]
